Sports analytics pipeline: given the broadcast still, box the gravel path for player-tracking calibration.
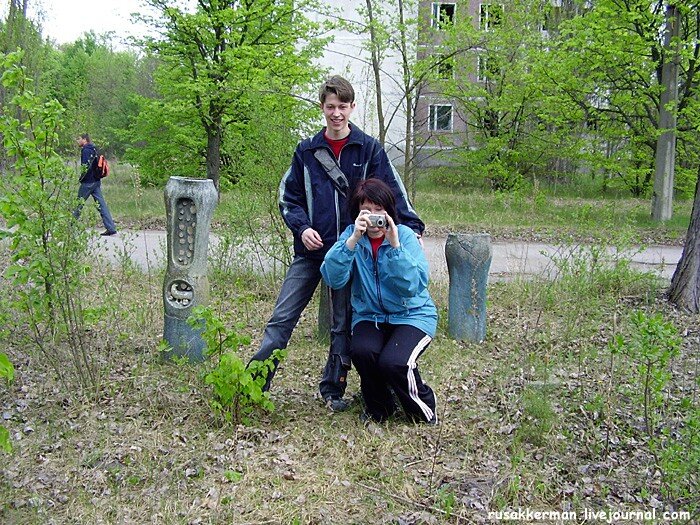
[93,230,683,282]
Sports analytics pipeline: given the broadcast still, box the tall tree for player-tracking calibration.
[342,0,477,198]
[652,3,681,221]
[42,32,142,157]
[548,0,700,201]
[668,166,700,312]
[136,0,326,191]
[0,0,51,173]
[434,0,562,190]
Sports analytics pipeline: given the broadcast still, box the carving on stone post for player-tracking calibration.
[163,177,218,362]
[445,233,492,343]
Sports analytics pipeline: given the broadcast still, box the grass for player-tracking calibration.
[1,242,699,523]
[101,162,692,244]
[1,162,698,523]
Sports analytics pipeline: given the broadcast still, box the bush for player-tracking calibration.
[188,306,285,425]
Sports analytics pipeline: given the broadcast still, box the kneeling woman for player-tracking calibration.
[321,179,438,424]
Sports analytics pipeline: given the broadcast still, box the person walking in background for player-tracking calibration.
[74,133,117,236]
[321,179,438,424]
[248,75,424,412]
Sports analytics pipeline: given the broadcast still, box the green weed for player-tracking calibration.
[515,387,556,447]
[188,305,285,425]
[0,352,13,453]
[610,311,681,436]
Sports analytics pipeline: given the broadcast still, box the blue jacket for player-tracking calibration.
[279,124,424,261]
[80,143,99,183]
[321,224,438,337]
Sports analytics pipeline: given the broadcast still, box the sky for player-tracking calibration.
[1,0,161,47]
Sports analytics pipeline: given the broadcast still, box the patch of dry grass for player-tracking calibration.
[1,252,698,524]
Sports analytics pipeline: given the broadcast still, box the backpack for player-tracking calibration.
[92,154,110,179]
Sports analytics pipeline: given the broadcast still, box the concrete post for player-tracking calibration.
[445,233,492,343]
[163,177,218,362]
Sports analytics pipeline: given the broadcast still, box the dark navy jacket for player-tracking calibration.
[80,143,99,183]
[279,124,425,261]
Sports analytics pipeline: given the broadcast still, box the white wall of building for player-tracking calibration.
[312,1,415,165]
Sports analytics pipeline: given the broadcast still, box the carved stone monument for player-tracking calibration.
[445,233,492,343]
[163,177,218,362]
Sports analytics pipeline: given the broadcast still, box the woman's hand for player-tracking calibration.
[346,210,371,250]
[385,214,400,248]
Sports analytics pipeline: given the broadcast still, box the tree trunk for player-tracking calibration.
[205,120,221,193]
[651,3,680,222]
[397,0,416,200]
[365,0,385,146]
[404,92,415,200]
[668,167,700,312]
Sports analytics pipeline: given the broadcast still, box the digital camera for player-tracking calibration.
[367,213,387,228]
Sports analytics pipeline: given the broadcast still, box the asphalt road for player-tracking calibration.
[92,230,684,283]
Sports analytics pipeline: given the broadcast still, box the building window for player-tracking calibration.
[431,3,456,28]
[479,3,503,30]
[477,55,498,82]
[429,104,453,131]
[437,55,455,80]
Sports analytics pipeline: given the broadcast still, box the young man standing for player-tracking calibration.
[249,75,425,411]
[75,134,117,236]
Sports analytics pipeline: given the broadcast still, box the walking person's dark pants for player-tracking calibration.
[351,321,436,423]
[249,256,351,399]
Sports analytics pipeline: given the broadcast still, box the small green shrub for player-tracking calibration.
[610,311,681,436]
[654,405,700,517]
[515,386,556,447]
[0,352,14,453]
[188,306,285,425]
[0,51,100,396]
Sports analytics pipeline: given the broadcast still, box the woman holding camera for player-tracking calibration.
[321,179,438,424]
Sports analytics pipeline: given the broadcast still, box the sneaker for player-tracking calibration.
[100,230,117,236]
[325,396,351,412]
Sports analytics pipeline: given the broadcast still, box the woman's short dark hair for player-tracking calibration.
[349,178,399,224]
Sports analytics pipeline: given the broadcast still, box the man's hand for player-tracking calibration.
[301,227,324,251]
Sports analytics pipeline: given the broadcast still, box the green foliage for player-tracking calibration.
[187,306,285,425]
[438,0,580,190]
[545,220,661,303]
[546,0,700,198]
[654,406,700,516]
[0,51,100,395]
[122,96,204,187]
[610,311,681,436]
[515,387,556,447]
[0,352,14,384]
[211,111,299,279]
[435,486,456,519]
[0,352,14,453]
[44,33,143,157]
[128,0,327,188]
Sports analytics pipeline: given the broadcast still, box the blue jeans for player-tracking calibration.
[74,181,116,233]
[250,255,351,399]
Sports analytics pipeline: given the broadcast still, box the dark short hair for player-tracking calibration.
[80,133,91,142]
[349,178,399,224]
[319,75,355,104]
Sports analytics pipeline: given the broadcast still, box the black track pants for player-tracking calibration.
[351,321,436,423]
